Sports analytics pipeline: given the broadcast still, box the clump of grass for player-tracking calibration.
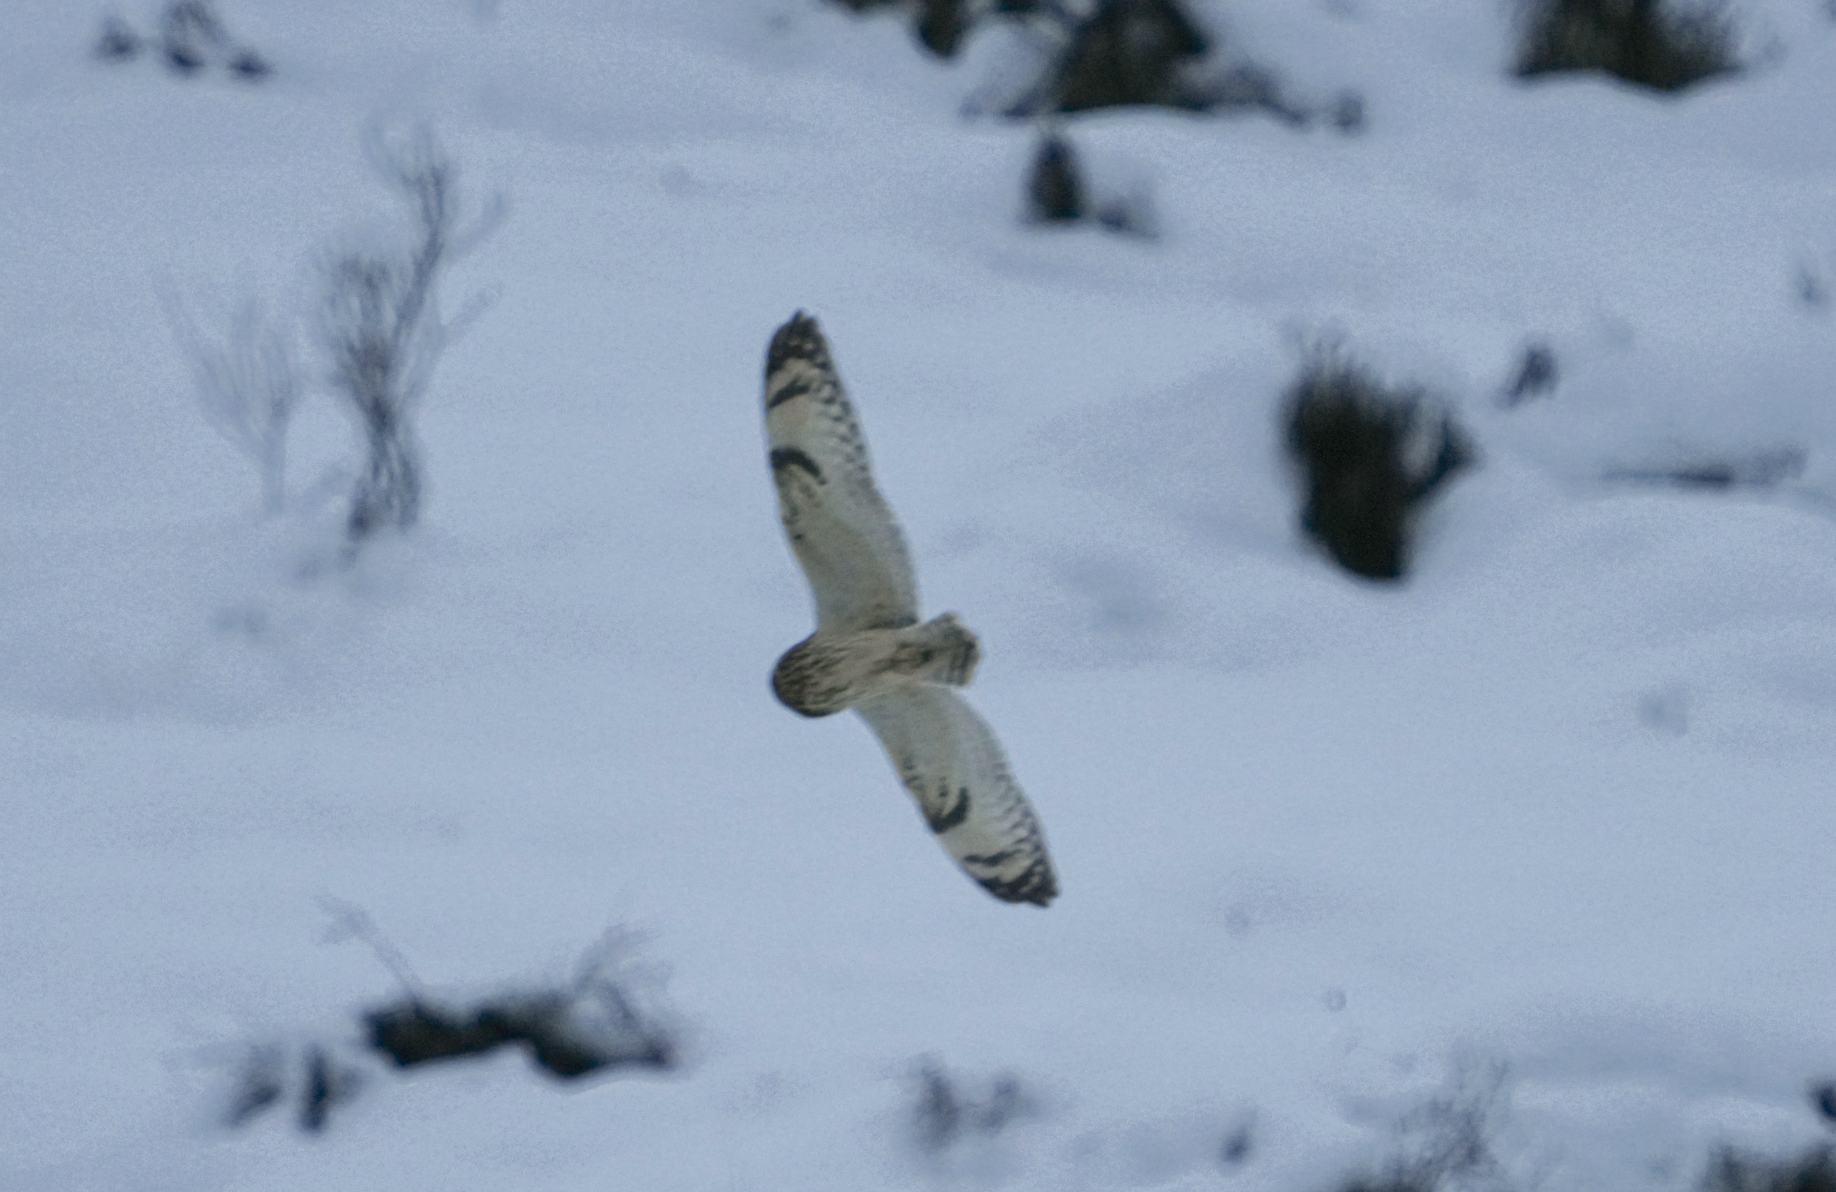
[910,1058,1033,1153]
[1330,1061,1511,1192]
[1499,340,1559,407]
[1513,0,1740,93]
[1027,132,1085,223]
[1282,349,1473,581]
[222,912,676,1135]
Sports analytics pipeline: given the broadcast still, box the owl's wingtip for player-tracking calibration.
[767,311,829,377]
[981,863,1058,907]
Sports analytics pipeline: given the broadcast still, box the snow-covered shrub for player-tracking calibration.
[166,291,302,517]
[1512,0,1739,93]
[1333,1062,1510,1192]
[318,128,500,545]
[1283,350,1473,581]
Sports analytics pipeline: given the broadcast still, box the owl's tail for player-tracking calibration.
[902,613,980,689]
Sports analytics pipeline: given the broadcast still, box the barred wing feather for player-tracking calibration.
[764,313,918,632]
[855,686,1058,906]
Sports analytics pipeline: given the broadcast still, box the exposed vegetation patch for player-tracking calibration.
[366,984,676,1081]
[93,2,271,80]
[1331,1062,1512,1192]
[1605,447,1806,491]
[320,129,503,547]
[1512,0,1740,93]
[1701,1143,1836,1192]
[1499,340,1559,407]
[827,0,1360,128]
[909,1058,1035,1153]
[221,914,677,1136]
[1023,131,1157,235]
[1283,349,1474,581]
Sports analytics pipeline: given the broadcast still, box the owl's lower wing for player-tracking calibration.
[854,687,1058,906]
[765,313,919,632]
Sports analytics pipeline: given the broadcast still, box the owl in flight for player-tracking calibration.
[762,312,1058,907]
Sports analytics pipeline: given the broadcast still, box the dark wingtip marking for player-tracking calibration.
[979,859,1057,907]
[766,311,829,377]
[769,446,823,481]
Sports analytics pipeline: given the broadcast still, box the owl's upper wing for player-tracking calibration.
[764,313,919,632]
[854,686,1057,906]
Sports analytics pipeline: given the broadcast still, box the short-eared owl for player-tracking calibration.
[763,312,1058,907]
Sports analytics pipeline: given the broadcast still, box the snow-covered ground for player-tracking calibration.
[4,1,1836,1188]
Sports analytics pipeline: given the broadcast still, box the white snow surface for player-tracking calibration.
[4,1,1836,1189]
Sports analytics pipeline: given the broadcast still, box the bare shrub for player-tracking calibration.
[1283,349,1473,581]
[1513,0,1740,92]
[97,3,270,79]
[224,912,674,1134]
[910,1058,1033,1153]
[318,128,501,545]
[165,289,302,517]
[1332,1061,1512,1192]
[159,0,225,75]
[297,1045,363,1134]
[222,1044,286,1127]
[94,14,141,61]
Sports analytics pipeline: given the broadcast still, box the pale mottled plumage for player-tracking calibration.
[763,312,1057,907]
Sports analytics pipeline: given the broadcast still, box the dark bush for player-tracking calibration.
[1053,0,1210,111]
[1283,352,1473,581]
[228,47,271,79]
[1514,0,1740,92]
[1702,1144,1836,1192]
[223,1045,286,1127]
[223,916,674,1134]
[1027,132,1085,222]
[1500,340,1559,406]
[365,989,676,1080]
[97,3,271,81]
[160,0,225,75]
[1814,1081,1836,1125]
[297,1045,362,1134]
[916,0,970,56]
[94,14,140,61]
[910,1059,1032,1153]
